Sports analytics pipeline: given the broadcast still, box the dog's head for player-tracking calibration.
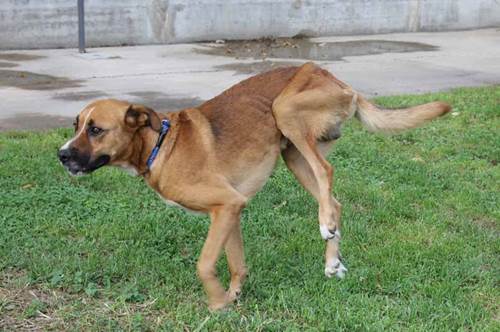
[58,99,161,176]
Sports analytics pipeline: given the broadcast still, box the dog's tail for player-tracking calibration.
[354,95,451,133]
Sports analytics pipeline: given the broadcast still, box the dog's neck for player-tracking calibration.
[112,127,160,177]
[131,127,158,175]
[110,112,180,177]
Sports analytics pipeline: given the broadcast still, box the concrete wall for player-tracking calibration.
[1,0,500,50]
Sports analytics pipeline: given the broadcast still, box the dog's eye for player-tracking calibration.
[73,116,79,132]
[88,126,103,136]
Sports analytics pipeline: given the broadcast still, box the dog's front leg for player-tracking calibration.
[225,222,247,302]
[197,200,246,311]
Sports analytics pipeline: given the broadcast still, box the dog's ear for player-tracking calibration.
[125,104,161,132]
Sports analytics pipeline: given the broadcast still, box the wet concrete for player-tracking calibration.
[0,62,18,68]
[214,60,302,75]
[0,53,45,61]
[127,91,205,111]
[0,29,498,132]
[0,70,82,90]
[0,113,73,132]
[52,90,108,101]
[198,38,437,61]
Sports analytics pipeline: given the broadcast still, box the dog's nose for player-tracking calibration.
[58,149,71,163]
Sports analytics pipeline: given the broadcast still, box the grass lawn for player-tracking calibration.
[0,86,499,331]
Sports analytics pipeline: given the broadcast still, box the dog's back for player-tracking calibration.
[198,66,300,138]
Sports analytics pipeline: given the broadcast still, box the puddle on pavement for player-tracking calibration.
[197,38,437,61]
[52,90,108,101]
[0,62,18,68]
[215,60,303,75]
[0,113,73,132]
[0,70,82,90]
[0,53,46,61]
[128,91,204,111]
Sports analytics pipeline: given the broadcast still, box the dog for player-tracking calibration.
[58,62,450,310]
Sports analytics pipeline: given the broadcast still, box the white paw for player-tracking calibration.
[320,224,340,241]
[324,258,347,279]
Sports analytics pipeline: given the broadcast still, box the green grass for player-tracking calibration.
[1,86,499,331]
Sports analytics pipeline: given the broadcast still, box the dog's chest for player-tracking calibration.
[157,194,203,215]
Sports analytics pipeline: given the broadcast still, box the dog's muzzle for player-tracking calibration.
[58,147,110,176]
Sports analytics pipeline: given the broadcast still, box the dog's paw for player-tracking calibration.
[208,298,231,312]
[320,224,340,241]
[227,288,241,303]
[324,257,347,279]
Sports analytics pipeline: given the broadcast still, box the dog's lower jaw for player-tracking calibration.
[114,163,139,176]
[66,170,86,177]
[63,164,87,177]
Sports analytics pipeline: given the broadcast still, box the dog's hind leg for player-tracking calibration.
[281,130,340,240]
[282,143,347,279]
[274,62,354,278]
[282,143,319,198]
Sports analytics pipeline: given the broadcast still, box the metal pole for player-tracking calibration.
[77,0,86,53]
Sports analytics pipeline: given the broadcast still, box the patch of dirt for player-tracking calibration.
[0,62,18,68]
[0,53,46,61]
[52,90,108,101]
[471,216,499,233]
[0,113,73,132]
[0,70,83,90]
[196,38,438,61]
[0,269,168,331]
[0,269,65,331]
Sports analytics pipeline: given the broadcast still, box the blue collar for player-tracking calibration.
[146,119,170,169]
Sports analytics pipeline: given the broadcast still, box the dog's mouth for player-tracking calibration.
[62,155,111,176]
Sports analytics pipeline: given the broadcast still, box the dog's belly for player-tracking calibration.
[200,93,283,198]
[231,141,281,197]
[210,109,282,197]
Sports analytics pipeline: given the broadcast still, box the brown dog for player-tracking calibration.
[58,62,450,310]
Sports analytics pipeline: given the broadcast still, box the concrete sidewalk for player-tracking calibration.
[0,29,499,131]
